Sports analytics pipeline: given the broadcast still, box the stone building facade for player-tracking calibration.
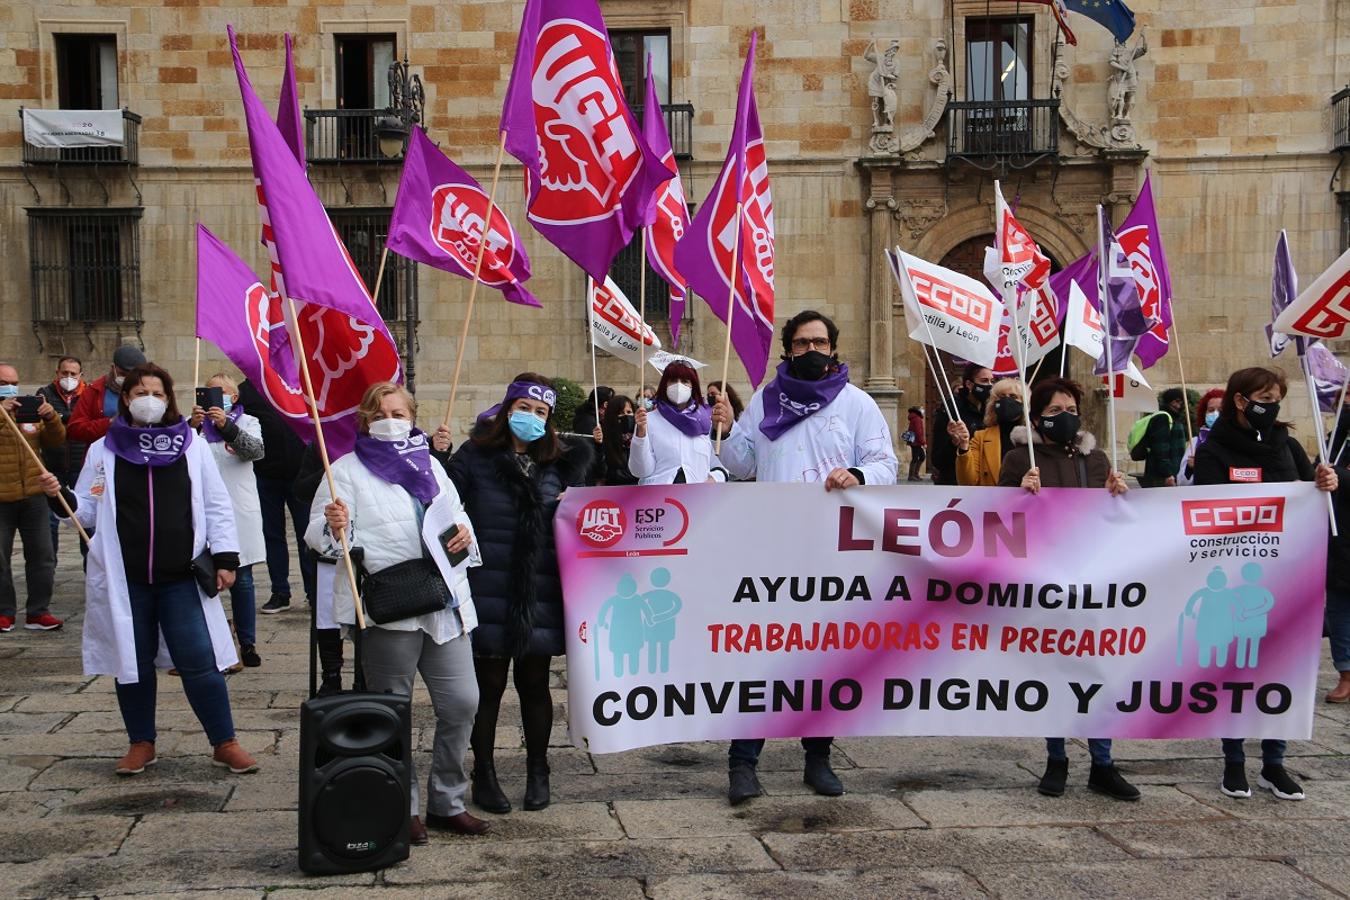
[0,0,1347,451]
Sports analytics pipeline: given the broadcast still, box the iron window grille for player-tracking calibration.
[327,207,415,325]
[27,207,142,325]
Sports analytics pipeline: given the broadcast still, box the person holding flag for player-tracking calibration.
[931,364,995,486]
[629,360,726,486]
[711,310,897,805]
[954,378,1027,487]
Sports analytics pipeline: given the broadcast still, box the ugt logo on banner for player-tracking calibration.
[429,184,517,284]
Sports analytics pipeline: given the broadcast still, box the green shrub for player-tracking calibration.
[552,376,586,432]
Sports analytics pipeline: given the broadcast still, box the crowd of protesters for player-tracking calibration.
[3,314,1347,846]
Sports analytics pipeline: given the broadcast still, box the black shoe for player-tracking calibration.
[523,757,550,811]
[1258,764,1305,801]
[803,756,844,796]
[1038,758,1068,797]
[1220,762,1251,798]
[471,762,512,814]
[316,674,343,697]
[259,594,290,615]
[1087,763,1140,801]
[240,644,261,668]
[727,764,763,806]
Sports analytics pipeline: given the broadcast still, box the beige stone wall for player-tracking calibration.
[0,0,1345,450]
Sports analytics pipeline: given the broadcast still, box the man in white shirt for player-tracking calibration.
[710,310,897,804]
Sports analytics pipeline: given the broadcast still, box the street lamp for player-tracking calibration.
[375,55,424,159]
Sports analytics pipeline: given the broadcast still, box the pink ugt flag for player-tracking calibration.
[640,56,691,346]
[674,32,776,386]
[387,127,540,307]
[499,0,674,283]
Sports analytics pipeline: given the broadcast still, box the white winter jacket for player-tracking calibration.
[205,413,266,567]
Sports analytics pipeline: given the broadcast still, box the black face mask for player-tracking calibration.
[970,383,993,404]
[994,398,1024,425]
[1037,411,1081,446]
[789,350,834,381]
[1244,397,1280,432]
[620,415,636,435]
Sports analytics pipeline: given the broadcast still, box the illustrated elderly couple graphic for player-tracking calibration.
[594,568,683,679]
[1180,563,1276,669]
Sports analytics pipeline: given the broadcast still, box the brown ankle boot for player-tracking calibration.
[212,738,259,774]
[1327,672,1350,704]
[116,741,157,775]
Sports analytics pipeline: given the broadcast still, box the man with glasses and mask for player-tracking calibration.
[930,362,994,486]
[67,344,146,444]
[710,309,897,805]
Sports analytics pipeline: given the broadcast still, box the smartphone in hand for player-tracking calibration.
[438,525,470,567]
[195,386,224,410]
[14,396,42,424]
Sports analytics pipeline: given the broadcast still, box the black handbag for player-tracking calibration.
[356,551,451,625]
[190,550,219,598]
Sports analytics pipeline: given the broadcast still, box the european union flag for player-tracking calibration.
[1066,0,1136,43]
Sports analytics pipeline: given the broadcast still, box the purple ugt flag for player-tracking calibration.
[276,34,305,166]
[387,127,540,307]
[500,0,673,283]
[641,55,692,346]
[674,32,777,387]
[1266,230,1305,358]
[1094,207,1153,376]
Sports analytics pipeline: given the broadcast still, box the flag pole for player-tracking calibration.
[713,200,745,454]
[0,403,90,546]
[914,301,961,419]
[638,226,649,398]
[996,181,1035,470]
[285,298,367,629]
[1300,353,1340,536]
[192,337,201,389]
[919,342,957,422]
[443,130,508,431]
[1097,206,1119,473]
[1328,364,1350,453]
[1168,322,1195,444]
[587,276,601,423]
[370,246,391,310]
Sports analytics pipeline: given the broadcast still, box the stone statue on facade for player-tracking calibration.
[865,39,900,150]
[896,37,953,158]
[1108,33,1147,143]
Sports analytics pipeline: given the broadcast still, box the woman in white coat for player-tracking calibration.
[41,363,258,777]
[629,359,727,485]
[306,382,486,847]
[191,373,265,669]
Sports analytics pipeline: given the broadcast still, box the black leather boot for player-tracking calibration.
[522,756,551,811]
[472,760,511,814]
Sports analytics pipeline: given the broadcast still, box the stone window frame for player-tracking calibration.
[315,18,410,109]
[949,1,1060,102]
[36,18,130,109]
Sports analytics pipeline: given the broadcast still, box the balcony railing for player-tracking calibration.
[947,99,1059,161]
[1334,87,1350,152]
[628,102,695,160]
[20,108,141,166]
[305,109,409,164]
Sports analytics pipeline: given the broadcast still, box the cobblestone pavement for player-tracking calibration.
[1,546,1349,899]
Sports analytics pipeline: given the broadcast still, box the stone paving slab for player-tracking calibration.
[270,880,647,899]
[612,794,927,839]
[646,867,989,899]
[902,784,1226,828]
[0,814,133,863]
[1106,817,1350,859]
[121,810,297,853]
[967,858,1342,899]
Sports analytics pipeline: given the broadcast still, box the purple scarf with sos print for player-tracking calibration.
[758,361,850,441]
[104,418,194,467]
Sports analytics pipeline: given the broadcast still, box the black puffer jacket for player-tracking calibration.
[1193,418,1314,487]
[445,434,593,658]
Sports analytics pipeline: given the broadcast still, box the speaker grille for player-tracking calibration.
[314,763,406,859]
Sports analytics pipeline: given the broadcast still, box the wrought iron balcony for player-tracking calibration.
[1334,87,1350,152]
[946,99,1060,161]
[20,108,141,165]
[629,102,695,160]
[305,108,410,164]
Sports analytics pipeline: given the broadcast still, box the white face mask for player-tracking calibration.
[112,375,125,389]
[129,395,167,425]
[368,418,412,442]
[666,382,692,406]
[59,376,79,393]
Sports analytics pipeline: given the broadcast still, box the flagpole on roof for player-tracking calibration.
[713,200,745,454]
[442,130,508,432]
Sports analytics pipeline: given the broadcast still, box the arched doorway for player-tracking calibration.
[923,235,1069,428]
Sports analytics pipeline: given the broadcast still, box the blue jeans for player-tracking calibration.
[729,736,833,768]
[1221,738,1285,766]
[229,565,256,647]
[1046,738,1113,766]
[1328,588,1350,672]
[115,578,236,746]
[256,475,315,602]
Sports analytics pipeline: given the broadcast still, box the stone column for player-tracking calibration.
[861,165,903,442]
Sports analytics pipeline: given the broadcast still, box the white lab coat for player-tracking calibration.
[719,384,899,485]
[305,452,478,642]
[628,407,727,485]
[205,413,266,567]
[70,437,241,684]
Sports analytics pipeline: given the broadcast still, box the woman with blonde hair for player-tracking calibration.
[307,382,485,844]
[954,378,1026,487]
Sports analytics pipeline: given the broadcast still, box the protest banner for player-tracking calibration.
[555,482,1326,754]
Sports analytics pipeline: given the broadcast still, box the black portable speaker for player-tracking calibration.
[298,692,412,874]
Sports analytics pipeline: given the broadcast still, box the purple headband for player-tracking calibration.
[502,380,557,411]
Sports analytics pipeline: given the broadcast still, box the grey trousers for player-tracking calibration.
[360,627,478,817]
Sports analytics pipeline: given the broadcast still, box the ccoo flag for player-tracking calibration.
[641,56,692,345]
[499,0,673,283]
[589,275,662,367]
[674,32,776,386]
[1271,243,1350,341]
[387,127,540,307]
